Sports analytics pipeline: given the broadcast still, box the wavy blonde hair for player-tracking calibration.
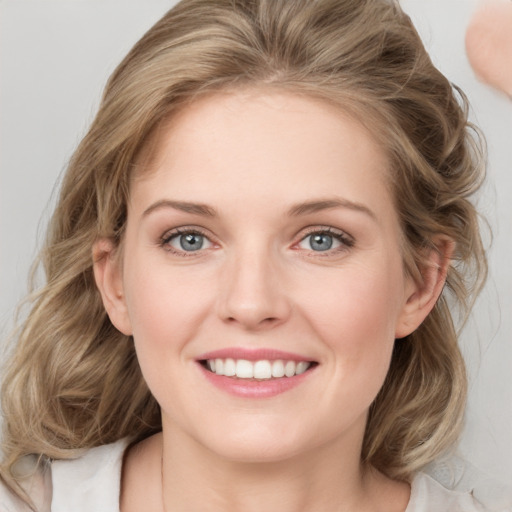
[1,0,486,505]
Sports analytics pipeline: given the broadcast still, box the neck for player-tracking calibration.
[158,422,406,512]
[120,426,410,512]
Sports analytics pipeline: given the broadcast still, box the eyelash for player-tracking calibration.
[159,226,354,257]
[295,226,354,255]
[160,227,213,257]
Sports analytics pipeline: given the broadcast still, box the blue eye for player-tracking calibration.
[297,229,352,252]
[308,233,334,251]
[165,231,212,252]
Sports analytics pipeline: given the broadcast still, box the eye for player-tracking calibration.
[162,229,213,253]
[297,228,353,253]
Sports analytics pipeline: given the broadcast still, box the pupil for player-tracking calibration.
[311,234,332,251]
[180,234,203,251]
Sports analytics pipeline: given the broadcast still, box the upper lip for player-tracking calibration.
[196,348,316,362]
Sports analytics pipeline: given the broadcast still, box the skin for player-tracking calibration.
[94,89,449,511]
[466,0,512,97]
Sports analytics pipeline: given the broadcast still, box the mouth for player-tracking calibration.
[199,358,318,380]
[196,349,319,398]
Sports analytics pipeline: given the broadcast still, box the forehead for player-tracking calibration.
[130,88,394,219]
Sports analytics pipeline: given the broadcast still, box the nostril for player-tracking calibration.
[225,315,280,328]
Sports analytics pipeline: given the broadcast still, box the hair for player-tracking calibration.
[1,0,486,506]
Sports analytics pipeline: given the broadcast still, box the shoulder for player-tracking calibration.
[408,472,508,512]
[0,481,33,512]
[51,438,128,512]
[425,457,512,511]
[0,438,128,512]
[0,456,51,512]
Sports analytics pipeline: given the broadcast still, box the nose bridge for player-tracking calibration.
[217,239,290,329]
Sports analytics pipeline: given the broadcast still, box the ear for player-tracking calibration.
[92,238,133,336]
[395,237,455,339]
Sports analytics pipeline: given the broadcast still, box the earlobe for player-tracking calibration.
[395,238,455,339]
[92,238,133,336]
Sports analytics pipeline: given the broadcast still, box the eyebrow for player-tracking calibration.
[142,197,376,221]
[287,198,377,220]
[142,200,217,218]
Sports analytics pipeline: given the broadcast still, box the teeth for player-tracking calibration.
[254,360,272,379]
[296,361,309,375]
[271,360,285,378]
[205,359,312,379]
[284,360,296,377]
[236,359,254,379]
[223,358,236,377]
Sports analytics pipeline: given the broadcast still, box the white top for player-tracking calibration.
[0,439,508,512]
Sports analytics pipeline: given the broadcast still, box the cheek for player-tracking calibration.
[305,262,403,343]
[122,260,213,362]
[300,261,404,391]
[121,262,217,412]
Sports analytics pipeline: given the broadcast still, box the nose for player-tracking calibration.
[216,246,291,331]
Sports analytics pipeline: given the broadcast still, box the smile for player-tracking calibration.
[196,349,318,398]
[202,358,314,379]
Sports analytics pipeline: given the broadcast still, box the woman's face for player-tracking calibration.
[107,89,420,463]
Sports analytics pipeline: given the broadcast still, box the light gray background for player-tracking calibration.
[1,0,511,486]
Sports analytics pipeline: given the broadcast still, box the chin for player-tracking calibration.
[210,438,307,465]
[188,417,317,464]
[214,418,357,467]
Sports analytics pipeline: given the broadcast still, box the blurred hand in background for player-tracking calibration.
[466,0,512,97]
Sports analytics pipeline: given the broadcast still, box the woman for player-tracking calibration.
[0,0,492,510]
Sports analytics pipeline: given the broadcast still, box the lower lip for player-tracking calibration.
[198,363,315,398]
